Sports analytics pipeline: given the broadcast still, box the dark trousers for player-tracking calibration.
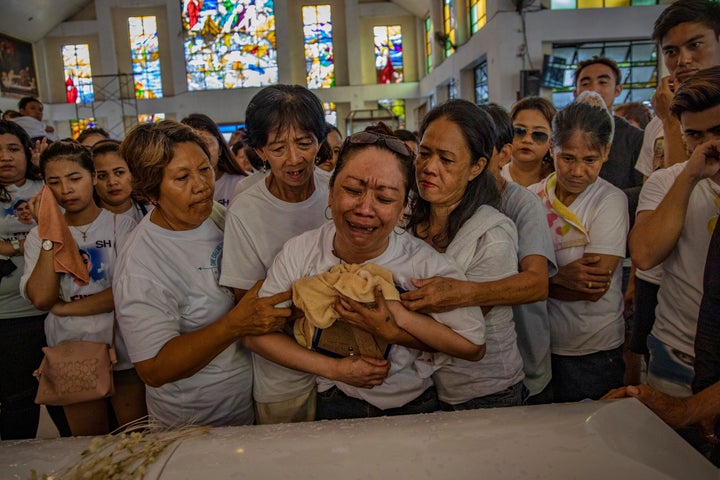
[551,346,625,403]
[317,386,438,420]
[629,277,660,355]
[0,314,70,439]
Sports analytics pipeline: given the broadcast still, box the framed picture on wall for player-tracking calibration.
[0,33,39,98]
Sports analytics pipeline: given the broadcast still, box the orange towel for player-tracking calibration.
[36,186,89,285]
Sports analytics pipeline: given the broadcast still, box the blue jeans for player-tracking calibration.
[551,346,625,403]
[646,334,694,396]
[317,386,438,420]
[439,380,528,411]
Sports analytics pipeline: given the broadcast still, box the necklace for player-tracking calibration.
[71,225,91,242]
[154,207,177,231]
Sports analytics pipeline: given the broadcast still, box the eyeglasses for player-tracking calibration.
[513,127,549,144]
[347,131,413,157]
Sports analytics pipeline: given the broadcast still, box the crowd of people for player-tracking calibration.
[1,0,719,467]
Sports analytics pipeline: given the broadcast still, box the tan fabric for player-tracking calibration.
[292,263,400,354]
[254,387,317,425]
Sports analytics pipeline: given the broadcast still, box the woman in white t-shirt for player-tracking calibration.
[113,121,291,428]
[529,93,628,402]
[91,139,149,223]
[181,113,250,207]
[21,141,147,436]
[403,99,526,409]
[246,124,486,422]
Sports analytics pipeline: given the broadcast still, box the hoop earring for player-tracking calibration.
[324,205,332,220]
[394,224,406,235]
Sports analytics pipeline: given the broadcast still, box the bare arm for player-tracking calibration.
[630,141,720,270]
[603,382,720,431]
[25,244,61,311]
[335,288,484,360]
[653,76,688,168]
[134,281,291,387]
[400,254,549,313]
[242,333,389,388]
[50,288,114,316]
[549,254,620,302]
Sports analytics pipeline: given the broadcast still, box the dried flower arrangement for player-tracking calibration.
[28,418,209,480]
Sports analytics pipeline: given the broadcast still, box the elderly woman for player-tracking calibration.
[400,100,526,409]
[113,121,291,428]
[529,97,628,402]
[220,85,334,424]
[504,97,557,187]
[244,123,486,421]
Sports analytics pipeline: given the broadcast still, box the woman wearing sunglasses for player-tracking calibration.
[244,123,487,422]
[401,100,526,410]
[529,95,627,403]
[503,97,557,187]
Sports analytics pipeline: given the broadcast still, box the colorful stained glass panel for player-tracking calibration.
[181,0,278,90]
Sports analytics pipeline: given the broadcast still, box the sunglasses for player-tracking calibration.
[347,131,413,157]
[513,127,549,144]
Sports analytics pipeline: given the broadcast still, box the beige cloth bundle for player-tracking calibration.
[292,263,400,359]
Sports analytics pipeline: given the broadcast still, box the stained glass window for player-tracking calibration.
[303,5,334,89]
[323,102,337,126]
[550,0,657,8]
[424,17,433,74]
[62,44,94,104]
[137,113,166,124]
[69,118,96,140]
[182,0,277,91]
[549,40,658,108]
[474,62,489,105]
[374,26,403,84]
[128,16,163,99]
[469,0,486,34]
[443,0,456,57]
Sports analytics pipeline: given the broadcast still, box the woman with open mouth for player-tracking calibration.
[220,84,334,425]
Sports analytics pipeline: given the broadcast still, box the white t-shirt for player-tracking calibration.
[638,162,720,357]
[500,163,514,184]
[530,177,628,355]
[1,179,44,319]
[635,116,663,178]
[501,181,557,396]
[431,205,525,404]
[220,170,329,291]
[258,221,485,410]
[113,215,254,428]
[20,209,136,369]
[214,173,246,208]
[634,116,665,285]
[231,170,269,200]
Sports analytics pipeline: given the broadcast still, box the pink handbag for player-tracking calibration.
[33,340,117,406]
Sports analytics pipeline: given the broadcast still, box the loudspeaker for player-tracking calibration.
[519,69,541,98]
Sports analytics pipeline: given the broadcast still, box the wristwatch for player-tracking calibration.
[10,239,20,255]
[41,239,54,251]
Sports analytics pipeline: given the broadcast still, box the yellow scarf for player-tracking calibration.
[538,173,590,250]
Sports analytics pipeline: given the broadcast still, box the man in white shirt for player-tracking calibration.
[630,65,720,398]
[11,96,58,142]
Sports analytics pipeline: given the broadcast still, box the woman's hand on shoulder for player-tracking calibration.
[227,279,292,336]
[331,355,389,389]
[400,276,466,313]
